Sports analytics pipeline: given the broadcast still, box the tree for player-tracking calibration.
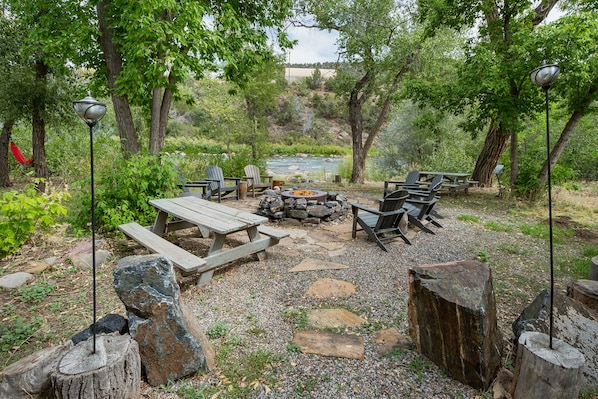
[417,0,598,190]
[94,0,294,155]
[299,0,425,183]
[1,0,87,191]
[532,12,598,188]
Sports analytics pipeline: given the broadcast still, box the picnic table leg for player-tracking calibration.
[247,226,267,261]
[152,211,169,234]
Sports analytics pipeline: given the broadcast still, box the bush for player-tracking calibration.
[0,182,69,258]
[68,153,180,233]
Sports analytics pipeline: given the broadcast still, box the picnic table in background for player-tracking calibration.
[119,196,288,285]
[418,171,478,196]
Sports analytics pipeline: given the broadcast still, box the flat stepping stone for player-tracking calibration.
[292,330,364,360]
[371,327,413,356]
[25,261,51,274]
[305,278,356,298]
[307,308,365,329]
[316,242,345,251]
[289,258,349,272]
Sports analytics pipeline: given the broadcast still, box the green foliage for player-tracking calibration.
[277,95,302,125]
[207,321,231,339]
[0,183,68,258]
[457,215,481,223]
[18,280,56,304]
[67,153,180,233]
[280,307,308,329]
[311,92,342,119]
[0,316,43,354]
[305,67,324,90]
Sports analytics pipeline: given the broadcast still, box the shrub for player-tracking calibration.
[0,182,68,258]
[68,153,180,233]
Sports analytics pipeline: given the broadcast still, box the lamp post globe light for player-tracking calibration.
[530,62,559,349]
[73,93,107,354]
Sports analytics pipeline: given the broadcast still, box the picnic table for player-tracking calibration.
[119,196,288,285]
[418,171,478,196]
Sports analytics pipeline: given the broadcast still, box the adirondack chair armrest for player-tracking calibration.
[351,202,381,215]
[184,180,211,187]
[243,176,255,182]
[406,197,438,206]
[262,175,273,182]
[223,177,241,184]
[205,179,222,189]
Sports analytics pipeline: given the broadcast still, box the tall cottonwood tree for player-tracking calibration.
[94,0,294,155]
[299,0,425,183]
[418,0,598,189]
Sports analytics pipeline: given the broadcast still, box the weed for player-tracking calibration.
[457,214,480,223]
[286,342,302,353]
[484,220,512,232]
[207,321,230,339]
[280,307,308,329]
[497,243,526,255]
[0,316,43,354]
[17,280,56,304]
[409,354,431,383]
[295,376,319,393]
[247,326,265,335]
[477,250,489,262]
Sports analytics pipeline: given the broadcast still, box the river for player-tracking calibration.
[266,155,343,179]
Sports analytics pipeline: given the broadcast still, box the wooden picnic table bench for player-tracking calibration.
[119,196,289,285]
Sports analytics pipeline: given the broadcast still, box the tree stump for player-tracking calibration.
[512,331,585,399]
[568,279,598,313]
[590,256,598,281]
[51,333,141,399]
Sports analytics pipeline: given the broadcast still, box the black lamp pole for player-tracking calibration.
[530,62,560,349]
[73,93,107,354]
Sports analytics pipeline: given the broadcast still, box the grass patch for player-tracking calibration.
[280,307,308,329]
[497,243,527,255]
[457,214,481,223]
[207,321,231,339]
[520,222,576,243]
[483,220,512,232]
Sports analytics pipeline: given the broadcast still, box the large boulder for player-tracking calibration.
[408,260,502,390]
[113,255,215,386]
[513,289,598,389]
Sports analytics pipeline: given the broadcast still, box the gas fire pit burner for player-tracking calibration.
[281,189,328,203]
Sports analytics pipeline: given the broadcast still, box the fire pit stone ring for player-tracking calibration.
[280,189,328,203]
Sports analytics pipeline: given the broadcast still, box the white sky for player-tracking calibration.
[286,26,339,64]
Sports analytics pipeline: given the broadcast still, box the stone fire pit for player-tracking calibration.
[258,189,349,224]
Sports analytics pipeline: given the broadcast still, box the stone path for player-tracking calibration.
[289,251,410,359]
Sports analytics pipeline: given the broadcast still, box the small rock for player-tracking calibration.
[0,272,35,289]
[305,278,356,298]
[25,261,51,274]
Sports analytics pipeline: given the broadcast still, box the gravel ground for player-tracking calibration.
[139,192,569,399]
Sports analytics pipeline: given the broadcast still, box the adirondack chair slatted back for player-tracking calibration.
[244,165,262,185]
[206,165,225,190]
[377,190,409,230]
[404,171,420,186]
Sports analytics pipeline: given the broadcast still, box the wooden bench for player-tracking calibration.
[119,221,289,284]
[118,222,206,276]
[442,183,470,196]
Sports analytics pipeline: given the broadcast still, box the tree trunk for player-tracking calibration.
[32,60,49,193]
[0,121,13,187]
[349,87,366,183]
[471,120,510,186]
[97,0,139,157]
[148,82,174,155]
[510,130,518,189]
[537,83,598,187]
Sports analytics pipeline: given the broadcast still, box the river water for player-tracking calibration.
[266,155,343,178]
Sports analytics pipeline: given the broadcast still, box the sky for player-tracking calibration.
[285,26,339,64]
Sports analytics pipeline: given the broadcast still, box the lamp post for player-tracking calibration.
[530,62,560,349]
[73,93,107,354]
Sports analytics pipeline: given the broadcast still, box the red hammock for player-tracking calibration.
[10,142,33,166]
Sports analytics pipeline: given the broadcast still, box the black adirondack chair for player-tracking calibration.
[351,189,412,252]
[403,174,443,234]
[383,171,420,196]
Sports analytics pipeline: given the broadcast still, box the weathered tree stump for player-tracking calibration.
[51,333,140,399]
[590,256,598,281]
[568,279,598,313]
[512,331,585,399]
